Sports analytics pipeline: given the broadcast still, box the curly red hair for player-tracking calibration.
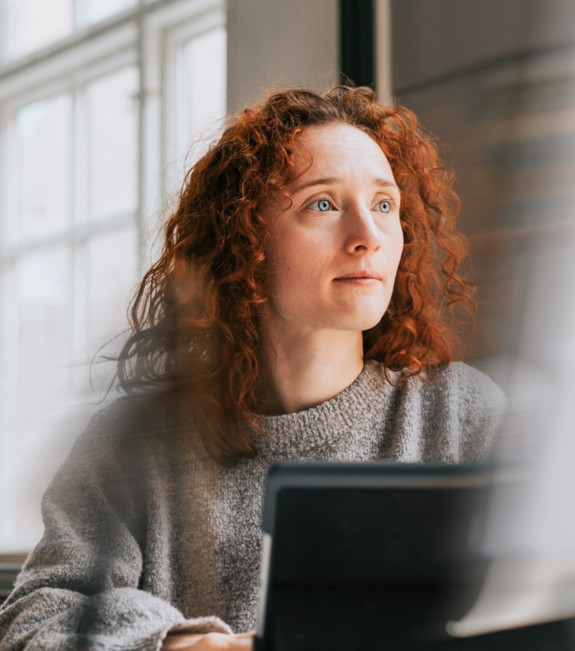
[117,84,475,465]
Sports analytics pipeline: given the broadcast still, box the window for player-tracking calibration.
[0,0,227,553]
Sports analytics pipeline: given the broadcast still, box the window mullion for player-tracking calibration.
[135,15,145,278]
[71,84,88,384]
[0,108,20,551]
[139,11,163,271]
[73,85,88,228]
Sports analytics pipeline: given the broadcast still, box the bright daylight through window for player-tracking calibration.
[0,0,227,553]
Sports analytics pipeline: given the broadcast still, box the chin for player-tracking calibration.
[332,310,386,333]
[332,296,388,329]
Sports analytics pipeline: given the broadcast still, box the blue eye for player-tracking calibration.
[377,200,392,213]
[309,199,332,212]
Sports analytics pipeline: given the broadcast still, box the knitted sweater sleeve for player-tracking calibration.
[0,403,231,651]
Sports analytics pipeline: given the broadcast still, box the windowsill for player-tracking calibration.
[0,553,28,564]
[0,556,26,600]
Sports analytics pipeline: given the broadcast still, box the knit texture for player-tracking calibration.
[0,361,505,650]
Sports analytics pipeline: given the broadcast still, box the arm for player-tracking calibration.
[0,404,231,651]
[162,633,254,650]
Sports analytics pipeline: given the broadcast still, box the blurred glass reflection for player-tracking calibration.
[0,246,72,549]
[391,1,575,635]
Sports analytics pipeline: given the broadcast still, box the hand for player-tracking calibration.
[162,631,255,650]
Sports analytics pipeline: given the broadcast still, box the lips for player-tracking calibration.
[334,271,381,281]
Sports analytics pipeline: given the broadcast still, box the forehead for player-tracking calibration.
[292,122,393,180]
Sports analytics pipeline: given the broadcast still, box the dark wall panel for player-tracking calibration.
[393,0,575,92]
[392,0,575,368]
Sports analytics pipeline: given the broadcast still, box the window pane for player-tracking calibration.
[87,227,137,353]
[86,0,137,24]
[8,0,73,58]
[13,246,72,543]
[15,94,72,243]
[18,247,72,412]
[0,246,73,549]
[87,67,139,220]
[185,26,227,157]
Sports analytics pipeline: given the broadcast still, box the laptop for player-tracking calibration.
[252,461,575,651]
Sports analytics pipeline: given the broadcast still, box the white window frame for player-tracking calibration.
[0,0,226,554]
[141,0,226,262]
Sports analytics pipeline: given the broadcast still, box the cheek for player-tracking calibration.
[267,228,329,300]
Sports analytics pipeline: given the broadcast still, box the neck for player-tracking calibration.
[258,313,364,416]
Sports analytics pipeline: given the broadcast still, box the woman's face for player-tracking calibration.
[263,122,403,335]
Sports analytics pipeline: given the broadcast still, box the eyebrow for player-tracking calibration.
[292,176,399,194]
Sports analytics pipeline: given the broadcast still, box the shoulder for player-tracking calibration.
[370,359,506,412]
[430,361,507,460]
[433,361,507,415]
[42,388,184,517]
[62,388,175,479]
[78,392,152,450]
[372,360,506,462]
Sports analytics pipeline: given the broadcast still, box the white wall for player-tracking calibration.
[226,0,339,112]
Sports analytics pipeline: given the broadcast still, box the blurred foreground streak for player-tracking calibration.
[393,0,575,635]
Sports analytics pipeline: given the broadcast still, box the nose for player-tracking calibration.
[343,203,382,255]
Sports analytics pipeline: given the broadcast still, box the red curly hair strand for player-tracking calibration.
[117,84,475,466]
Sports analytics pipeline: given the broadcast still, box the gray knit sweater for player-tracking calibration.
[0,361,505,650]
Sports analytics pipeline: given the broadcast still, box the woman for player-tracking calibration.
[0,86,505,651]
